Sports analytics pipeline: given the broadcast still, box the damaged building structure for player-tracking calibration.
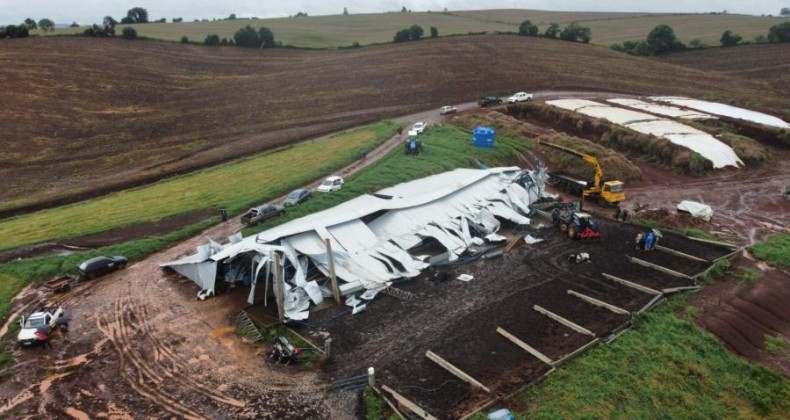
[162,166,551,320]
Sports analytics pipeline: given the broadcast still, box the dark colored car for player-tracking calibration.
[240,204,285,226]
[283,188,312,207]
[78,255,128,280]
[478,96,503,107]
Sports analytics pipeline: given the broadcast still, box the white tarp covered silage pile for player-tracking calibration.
[651,97,790,129]
[607,98,715,120]
[546,99,743,169]
[162,166,549,320]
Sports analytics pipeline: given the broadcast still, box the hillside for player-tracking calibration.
[657,43,790,96]
[1,35,787,214]
[35,9,785,48]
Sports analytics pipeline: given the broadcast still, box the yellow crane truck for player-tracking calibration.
[539,140,626,206]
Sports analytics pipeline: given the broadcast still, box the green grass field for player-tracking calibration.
[509,295,790,419]
[749,234,790,267]
[0,122,397,251]
[36,9,784,48]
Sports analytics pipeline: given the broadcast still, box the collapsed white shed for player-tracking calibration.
[651,96,790,129]
[162,166,549,320]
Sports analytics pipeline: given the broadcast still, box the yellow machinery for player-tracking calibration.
[539,141,626,205]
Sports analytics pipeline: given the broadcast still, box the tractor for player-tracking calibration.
[551,206,601,240]
[405,138,422,155]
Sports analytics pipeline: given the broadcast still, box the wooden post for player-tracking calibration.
[324,338,332,358]
[567,290,630,315]
[602,272,661,295]
[533,305,595,337]
[274,253,285,322]
[382,385,439,420]
[496,327,553,366]
[368,367,375,388]
[325,238,341,304]
[425,350,491,393]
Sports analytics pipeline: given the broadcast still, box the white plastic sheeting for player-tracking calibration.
[607,98,715,120]
[546,99,743,169]
[651,97,790,129]
[163,167,549,321]
[677,200,713,221]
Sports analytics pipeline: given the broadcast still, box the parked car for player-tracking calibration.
[317,176,344,193]
[241,204,285,226]
[17,306,65,347]
[411,121,427,133]
[78,255,127,280]
[507,91,534,103]
[284,188,312,206]
[478,96,503,107]
[439,105,457,115]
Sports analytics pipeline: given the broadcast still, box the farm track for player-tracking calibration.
[1,35,788,215]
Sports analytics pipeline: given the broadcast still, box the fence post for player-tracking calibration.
[368,367,375,388]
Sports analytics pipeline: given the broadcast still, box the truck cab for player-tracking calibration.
[601,181,626,204]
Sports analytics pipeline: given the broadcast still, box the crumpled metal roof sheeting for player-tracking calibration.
[162,167,547,319]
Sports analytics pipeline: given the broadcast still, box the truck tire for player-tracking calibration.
[559,222,568,232]
[568,226,577,239]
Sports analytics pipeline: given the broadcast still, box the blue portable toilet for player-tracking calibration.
[473,126,495,148]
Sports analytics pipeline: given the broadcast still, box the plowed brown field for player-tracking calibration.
[1,36,788,215]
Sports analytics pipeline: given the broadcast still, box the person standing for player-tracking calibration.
[57,316,71,340]
[645,231,656,251]
[36,330,52,350]
[635,232,643,251]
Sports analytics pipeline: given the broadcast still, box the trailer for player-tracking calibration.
[43,275,77,293]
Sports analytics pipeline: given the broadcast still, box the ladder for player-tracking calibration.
[232,311,265,343]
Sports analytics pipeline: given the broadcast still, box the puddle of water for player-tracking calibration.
[210,326,235,338]
[65,406,90,420]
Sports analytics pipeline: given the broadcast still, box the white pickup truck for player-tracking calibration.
[507,92,534,103]
[17,306,65,347]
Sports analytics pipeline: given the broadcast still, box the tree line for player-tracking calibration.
[612,21,790,56]
[518,20,592,43]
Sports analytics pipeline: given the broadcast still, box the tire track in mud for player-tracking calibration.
[95,296,244,419]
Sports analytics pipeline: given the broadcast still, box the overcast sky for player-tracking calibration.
[2,1,787,25]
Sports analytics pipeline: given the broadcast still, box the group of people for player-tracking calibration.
[613,207,629,222]
[635,230,660,251]
[34,314,70,351]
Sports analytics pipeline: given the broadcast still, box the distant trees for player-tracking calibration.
[23,18,37,30]
[181,35,189,43]
[343,7,349,15]
[122,7,149,24]
[559,22,591,43]
[409,25,424,40]
[720,30,742,47]
[430,26,438,38]
[69,22,80,28]
[104,16,118,26]
[38,18,55,32]
[122,27,138,40]
[646,24,685,54]
[518,20,539,36]
[172,17,183,23]
[393,28,410,42]
[204,34,220,45]
[544,23,560,38]
[228,14,237,20]
[768,22,790,42]
[84,23,115,37]
[401,6,407,13]
[294,12,308,17]
[233,26,276,48]
[781,7,790,16]
[0,24,29,38]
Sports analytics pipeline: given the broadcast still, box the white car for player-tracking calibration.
[17,306,65,347]
[411,122,427,134]
[507,92,533,103]
[317,176,344,193]
[439,105,457,115]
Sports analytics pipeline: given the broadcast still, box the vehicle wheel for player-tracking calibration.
[87,273,95,280]
[559,223,568,232]
[119,263,126,270]
[62,284,71,292]
[568,226,577,239]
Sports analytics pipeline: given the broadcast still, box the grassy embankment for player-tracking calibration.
[37,11,783,48]
[0,122,397,252]
[750,234,790,268]
[0,122,531,363]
